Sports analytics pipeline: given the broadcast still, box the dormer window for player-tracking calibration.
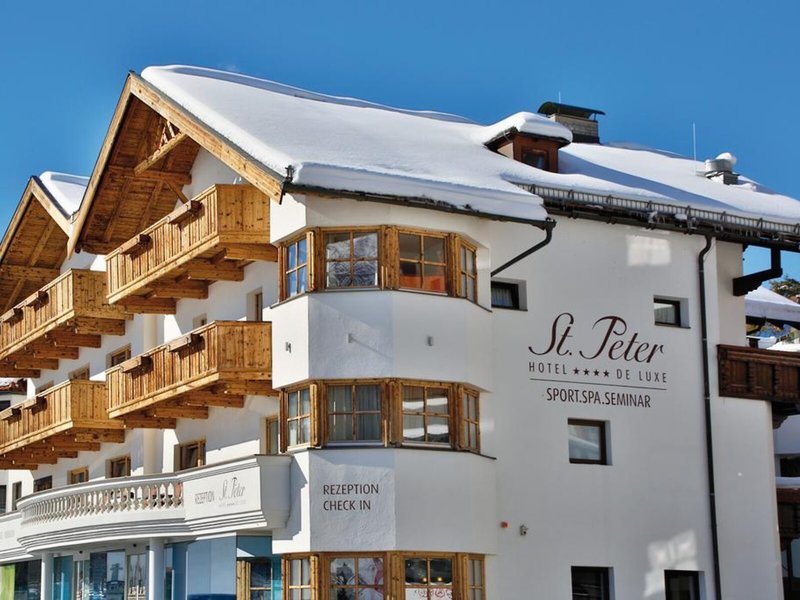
[489,133,565,173]
[521,149,550,171]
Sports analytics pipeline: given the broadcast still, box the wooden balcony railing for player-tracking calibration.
[0,270,129,378]
[106,321,273,427]
[105,184,276,314]
[718,344,800,420]
[0,380,124,469]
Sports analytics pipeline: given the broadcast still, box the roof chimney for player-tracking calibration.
[704,152,739,185]
[538,102,605,143]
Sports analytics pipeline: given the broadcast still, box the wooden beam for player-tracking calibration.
[129,76,283,201]
[44,331,102,348]
[29,220,58,265]
[3,279,26,313]
[12,357,59,370]
[122,416,177,429]
[72,430,126,444]
[119,297,176,314]
[166,179,190,205]
[136,181,164,233]
[73,317,127,336]
[182,392,245,409]
[148,281,208,300]
[134,131,189,175]
[184,259,244,282]
[102,176,134,243]
[0,264,60,282]
[223,244,278,262]
[0,365,39,378]
[150,405,209,420]
[105,165,192,186]
[30,345,80,360]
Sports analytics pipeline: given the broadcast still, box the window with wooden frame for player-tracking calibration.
[568,419,608,465]
[249,289,264,322]
[398,231,448,293]
[285,387,313,448]
[236,559,273,600]
[69,365,90,381]
[286,552,484,600]
[459,389,480,453]
[108,346,132,368]
[324,230,380,288]
[402,384,451,445]
[279,227,481,304]
[68,468,89,485]
[108,455,131,478]
[176,439,206,471]
[326,383,383,444]
[404,556,454,599]
[283,234,310,298]
[33,476,52,493]
[464,555,486,600]
[329,555,384,598]
[458,241,477,302]
[281,380,479,452]
[265,416,280,456]
[0,485,6,513]
[285,556,315,600]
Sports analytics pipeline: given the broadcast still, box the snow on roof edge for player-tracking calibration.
[38,171,89,218]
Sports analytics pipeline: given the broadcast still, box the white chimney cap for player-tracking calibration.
[716,152,737,165]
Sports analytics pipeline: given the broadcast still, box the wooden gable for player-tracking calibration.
[71,74,284,256]
[0,178,70,313]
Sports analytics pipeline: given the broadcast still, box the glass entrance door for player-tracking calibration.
[73,560,89,600]
[126,554,147,600]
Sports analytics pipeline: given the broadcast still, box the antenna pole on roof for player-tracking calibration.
[692,122,698,164]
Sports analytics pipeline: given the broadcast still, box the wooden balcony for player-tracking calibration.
[105,184,276,314]
[0,270,129,377]
[0,380,125,469]
[718,344,800,421]
[106,321,273,427]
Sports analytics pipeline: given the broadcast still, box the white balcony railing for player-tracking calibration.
[15,454,291,551]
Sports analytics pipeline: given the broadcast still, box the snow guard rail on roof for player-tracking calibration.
[519,183,800,251]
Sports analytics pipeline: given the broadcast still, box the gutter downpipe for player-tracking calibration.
[491,219,555,277]
[698,235,723,600]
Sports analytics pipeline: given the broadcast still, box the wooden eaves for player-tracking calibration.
[68,72,286,257]
[0,176,72,314]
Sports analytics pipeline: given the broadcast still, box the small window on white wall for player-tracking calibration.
[654,297,688,327]
[248,289,264,322]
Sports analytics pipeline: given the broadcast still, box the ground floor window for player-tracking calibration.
[571,566,610,600]
[664,570,700,600]
[237,559,274,600]
[284,553,484,599]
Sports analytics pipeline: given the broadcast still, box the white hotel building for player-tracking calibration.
[0,65,797,600]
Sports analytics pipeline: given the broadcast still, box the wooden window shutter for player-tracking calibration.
[279,391,289,454]
[454,384,465,450]
[236,560,250,600]
[278,244,286,301]
[388,380,401,446]
[306,230,317,292]
[447,234,459,296]
[309,554,320,600]
[199,440,206,466]
[310,383,322,448]
[383,227,399,289]
[381,380,391,446]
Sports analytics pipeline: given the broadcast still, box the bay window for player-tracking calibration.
[325,230,379,288]
[327,383,382,443]
[402,384,450,444]
[281,380,479,452]
[279,226,480,303]
[284,553,484,599]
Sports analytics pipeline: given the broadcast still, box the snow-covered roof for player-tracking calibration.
[141,66,564,222]
[38,171,88,218]
[139,65,800,227]
[745,286,800,326]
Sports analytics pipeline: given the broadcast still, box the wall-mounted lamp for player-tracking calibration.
[427,336,434,347]
[285,341,292,353]
[519,525,528,536]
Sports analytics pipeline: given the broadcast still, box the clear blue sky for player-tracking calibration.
[1,0,798,280]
